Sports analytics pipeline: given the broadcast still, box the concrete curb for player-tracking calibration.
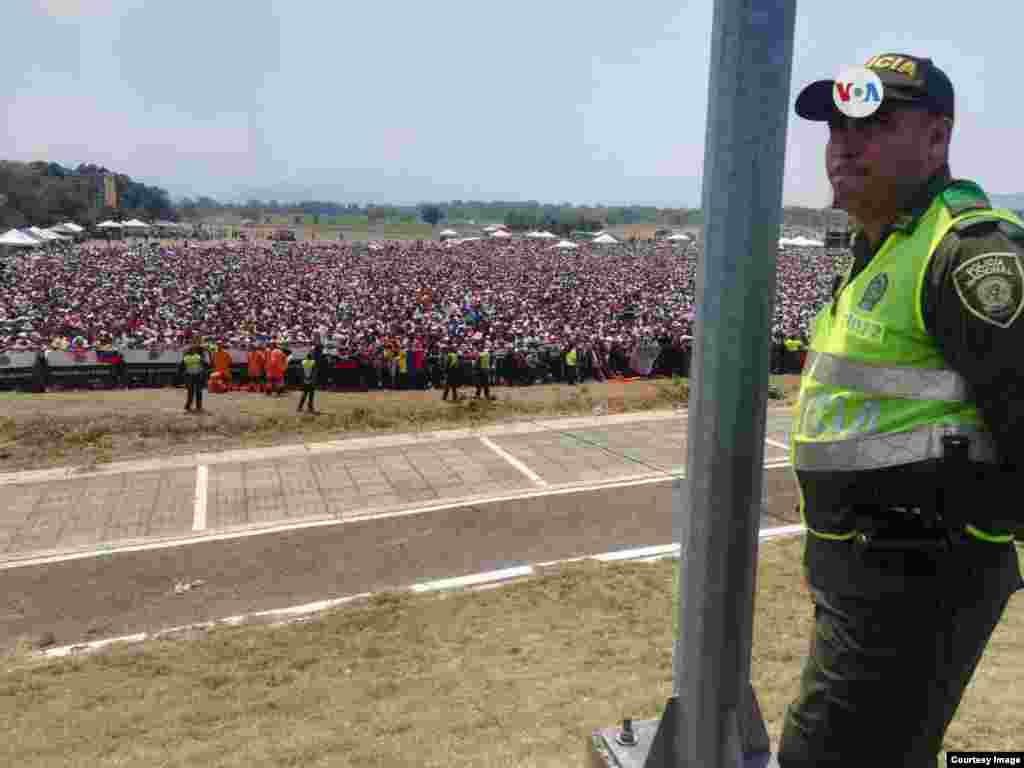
[35,524,806,660]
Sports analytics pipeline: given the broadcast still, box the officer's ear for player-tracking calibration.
[925,111,952,165]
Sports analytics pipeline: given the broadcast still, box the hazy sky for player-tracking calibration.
[2,0,1019,207]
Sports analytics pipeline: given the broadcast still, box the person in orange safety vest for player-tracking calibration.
[265,342,288,397]
[247,343,266,392]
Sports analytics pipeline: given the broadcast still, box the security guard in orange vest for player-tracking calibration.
[779,54,1024,767]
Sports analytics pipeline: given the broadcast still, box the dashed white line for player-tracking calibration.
[479,436,549,487]
[192,465,208,532]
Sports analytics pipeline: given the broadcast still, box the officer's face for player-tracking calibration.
[826,103,948,216]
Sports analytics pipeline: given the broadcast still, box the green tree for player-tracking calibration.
[419,203,443,226]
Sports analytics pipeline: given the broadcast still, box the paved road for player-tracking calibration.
[0,410,799,652]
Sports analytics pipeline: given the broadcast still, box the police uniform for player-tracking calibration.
[442,348,461,401]
[181,346,208,412]
[474,347,495,400]
[297,354,318,414]
[780,54,1024,767]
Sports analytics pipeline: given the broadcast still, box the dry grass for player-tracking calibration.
[0,377,801,472]
[1,536,1020,767]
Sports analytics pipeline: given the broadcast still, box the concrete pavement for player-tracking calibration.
[0,408,799,652]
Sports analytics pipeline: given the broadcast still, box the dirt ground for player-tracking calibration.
[0,376,802,473]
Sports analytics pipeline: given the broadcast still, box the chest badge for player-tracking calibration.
[858,272,889,312]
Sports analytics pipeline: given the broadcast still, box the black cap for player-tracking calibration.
[795,53,954,122]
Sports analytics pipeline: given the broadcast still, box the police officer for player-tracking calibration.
[564,344,578,385]
[442,344,461,401]
[780,54,1024,766]
[180,343,208,413]
[297,351,319,414]
[474,342,495,400]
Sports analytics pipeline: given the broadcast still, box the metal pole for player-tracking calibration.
[671,0,795,766]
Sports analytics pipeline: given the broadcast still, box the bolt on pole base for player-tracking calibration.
[587,685,775,768]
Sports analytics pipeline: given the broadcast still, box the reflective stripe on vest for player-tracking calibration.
[792,422,998,472]
[803,350,971,401]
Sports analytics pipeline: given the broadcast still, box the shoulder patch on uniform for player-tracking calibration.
[952,252,1024,328]
[941,181,991,217]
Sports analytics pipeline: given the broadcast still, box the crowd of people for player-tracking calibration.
[0,236,843,386]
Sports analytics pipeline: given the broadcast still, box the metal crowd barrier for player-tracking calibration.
[0,350,44,391]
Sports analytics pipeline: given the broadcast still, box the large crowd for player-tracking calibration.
[0,236,843,381]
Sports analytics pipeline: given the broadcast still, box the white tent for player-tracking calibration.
[779,235,824,247]
[51,222,84,234]
[122,219,150,229]
[439,228,458,237]
[483,224,505,233]
[27,227,64,242]
[536,230,557,239]
[592,233,617,244]
[667,232,692,241]
[490,229,511,238]
[0,229,42,247]
[551,239,578,249]
[97,220,123,229]
[792,235,824,247]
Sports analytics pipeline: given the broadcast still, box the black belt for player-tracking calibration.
[853,506,963,552]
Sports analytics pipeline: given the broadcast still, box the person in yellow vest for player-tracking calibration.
[779,54,1024,767]
[441,344,461,401]
[473,342,495,400]
[297,351,319,414]
[397,345,408,390]
[782,335,802,374]
[179,343,208,412]
[564,344,578,385]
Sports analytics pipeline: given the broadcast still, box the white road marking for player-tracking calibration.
[479,436,549,487]
[764,437,790,452]
[192,465,208,532]
[594,543,679,562]
[37,524,805,660]
[0,463,793,571]
[410,565,535,593]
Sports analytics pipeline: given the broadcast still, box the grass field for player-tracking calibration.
[2,535,1021,767]
[0,376,798,473]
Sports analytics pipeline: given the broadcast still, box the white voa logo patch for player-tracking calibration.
[833,67,884,118]
[953,252,1024,328]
